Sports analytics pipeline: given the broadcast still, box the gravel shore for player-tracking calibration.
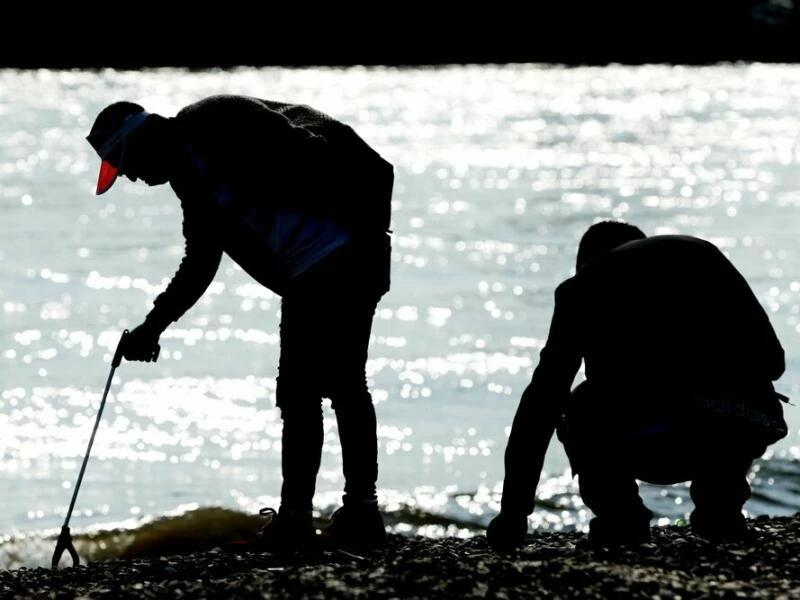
[3,515,799,599]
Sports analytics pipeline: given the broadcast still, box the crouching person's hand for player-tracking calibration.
[486,512,528,552]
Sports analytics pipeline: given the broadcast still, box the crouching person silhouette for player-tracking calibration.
[488,221,788,551]
[86,95,393,554]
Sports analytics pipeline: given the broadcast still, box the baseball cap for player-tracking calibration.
[86,102,150,194]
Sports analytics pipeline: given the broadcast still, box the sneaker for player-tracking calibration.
[319,505,387,553]
[579,517,651,549]
[226,507,318,554]
[690,512,755,543]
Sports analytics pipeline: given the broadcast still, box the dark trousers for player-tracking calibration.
[276,235,390,513]
[559,381,763,534]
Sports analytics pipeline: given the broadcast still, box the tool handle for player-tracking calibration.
[60,331,129,532]
[112,329,130,367]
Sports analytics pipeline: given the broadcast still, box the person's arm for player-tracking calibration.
[149,196,223,328]
[123,196,222,361]
[488,280,582,549]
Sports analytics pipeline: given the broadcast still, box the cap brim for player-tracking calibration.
[96,160,119,195]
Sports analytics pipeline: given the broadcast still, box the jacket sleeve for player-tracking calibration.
[145,195,223,331]
[500,280,583,517]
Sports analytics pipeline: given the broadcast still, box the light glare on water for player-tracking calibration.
[1,64,800,568]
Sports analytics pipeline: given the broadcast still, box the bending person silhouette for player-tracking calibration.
[488,221,788,550]
[86,95,393,554]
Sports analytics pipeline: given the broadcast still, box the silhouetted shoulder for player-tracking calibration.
[258,98,392,169]
[551,277,582,317]
[554,276,579,299]
[578,234,729,277]
[170,95,328,181]
[612,234,721,256]
[175,95,292,130]
[177,94,268,114]
[257,99,342,130]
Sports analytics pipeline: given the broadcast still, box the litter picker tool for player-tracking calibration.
[51,330,158,568]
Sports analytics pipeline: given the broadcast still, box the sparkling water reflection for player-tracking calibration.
[0,64,799,555]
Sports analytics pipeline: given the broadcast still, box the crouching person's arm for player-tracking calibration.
[487,281,581,552]
[487,381,563,551]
